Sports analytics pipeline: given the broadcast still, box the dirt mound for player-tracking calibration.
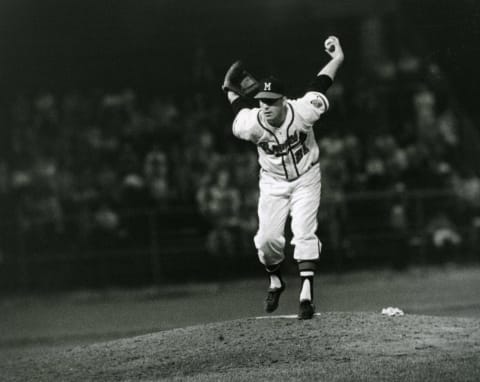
[4,312,480,381]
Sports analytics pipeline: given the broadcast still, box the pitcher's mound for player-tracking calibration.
[4,312,480,381]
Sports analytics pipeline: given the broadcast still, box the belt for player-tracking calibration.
[261,160,320,182]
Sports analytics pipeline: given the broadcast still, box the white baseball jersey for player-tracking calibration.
[232,91,329,180]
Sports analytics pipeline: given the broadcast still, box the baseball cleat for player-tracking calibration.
[298,300,315,320]
[264,281,286,313]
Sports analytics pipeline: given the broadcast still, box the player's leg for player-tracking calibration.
[290,166,322,319]
[254,174,291,270]
[254,173,290,312]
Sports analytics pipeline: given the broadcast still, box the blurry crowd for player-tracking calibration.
[317,51,480,262]
[1,51,480,264]
[0,87,260,257]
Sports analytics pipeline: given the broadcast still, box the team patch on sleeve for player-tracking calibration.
[310,94,328,109]
[310,98,322,108]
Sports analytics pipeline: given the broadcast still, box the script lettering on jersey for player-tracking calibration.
[259,132,309,158]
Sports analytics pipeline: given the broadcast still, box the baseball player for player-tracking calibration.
[222,36,344,319]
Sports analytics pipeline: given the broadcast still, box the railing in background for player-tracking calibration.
[319,189,479,270]
[0,190,479,291]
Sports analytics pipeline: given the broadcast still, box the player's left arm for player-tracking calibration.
[294,36,344,127]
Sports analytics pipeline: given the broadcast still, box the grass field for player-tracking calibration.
[1,264,480,381]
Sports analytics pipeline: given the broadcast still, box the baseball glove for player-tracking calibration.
[221,60,260,98]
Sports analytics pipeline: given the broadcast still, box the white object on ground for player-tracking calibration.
[381,307,405,316]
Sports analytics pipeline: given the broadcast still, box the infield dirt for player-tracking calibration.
[3,312,480,381]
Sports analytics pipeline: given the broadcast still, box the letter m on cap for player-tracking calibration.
[264,82,271,91]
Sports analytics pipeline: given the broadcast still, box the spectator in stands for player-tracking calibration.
[425,211,462,263]
[388,184,411,269]
[92,201,124,250]
[144,146,171,207]
[117,143,146,208]
[197,168,241,257]
[452,170,480,258]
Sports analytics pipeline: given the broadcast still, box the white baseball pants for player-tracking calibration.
[254,164,322,268]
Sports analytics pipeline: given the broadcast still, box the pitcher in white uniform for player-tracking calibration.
[224,36,344,319]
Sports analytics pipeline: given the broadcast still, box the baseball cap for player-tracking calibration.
[254,76,285,100]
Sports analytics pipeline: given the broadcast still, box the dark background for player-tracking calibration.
[1,0,479,112]
[1,0,480,290]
